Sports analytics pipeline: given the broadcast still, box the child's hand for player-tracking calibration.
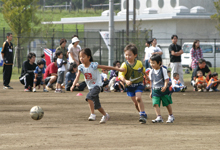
[149,93,152,98]
[70,86,74,92]
[125,80,132,86]
[161,86,166,92]
[76,83,80,87]
[211,81,215,84]
[34,79,37,82]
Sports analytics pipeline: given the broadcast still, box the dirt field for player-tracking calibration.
[0,81,220,150]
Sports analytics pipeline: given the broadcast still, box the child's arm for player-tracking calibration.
[34,73,38,82]
[119,76,132,86]
[70,70,81,91]
[98,65,125,72]
[161,79,168,92]
[149,80,152,98]
[42,73,45,82]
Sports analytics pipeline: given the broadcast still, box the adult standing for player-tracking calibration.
[44,57,58,90]
[148,38,163,58]
[68,35,81,52]
[190,40,203,71]
[19,52,37,92]
[68,37,81,65]
[1,33,13,89]
[143,40,151,69]
[169,35,184,84]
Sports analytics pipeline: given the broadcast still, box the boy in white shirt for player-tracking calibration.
[101,69,110,92]
[172,73,187,92]
[55,50,67,93]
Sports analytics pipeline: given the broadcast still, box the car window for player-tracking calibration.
[182,44,192,53]
[200,45,213,53]
[216,45,220,53]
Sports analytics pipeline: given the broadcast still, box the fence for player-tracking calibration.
[0,27,220,72]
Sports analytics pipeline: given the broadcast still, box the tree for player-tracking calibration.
[2,0,41,69]
[211,0,220,32]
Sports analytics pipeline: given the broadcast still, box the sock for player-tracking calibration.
[47,82,51,87]
[58,88,61,90]
[139,111,147,117]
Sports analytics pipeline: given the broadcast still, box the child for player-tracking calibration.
[114,75,125,92]
[70,48,124,124]
[101,69,110,92]
[55,50,67,93]
[109,60,121,91]
[195,70,207,92]
[41,54,46,69]
[144,68,151,91]
[172,73,187,92]
[33,60,48,92]
[149,54,174,123]
[167,70,172,86]
[65,63,86,91]
[207,72,220,92]
[118,44,147,124]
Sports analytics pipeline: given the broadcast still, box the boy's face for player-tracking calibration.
[150,60,160,69]
[174,75,179,80]
[197,72,203,77]
[124,50,137,63]
[213,75,218,79]
[198,62,206,69]
[58,53,63,58]
[115,62,121,68]
[38,64,44,69]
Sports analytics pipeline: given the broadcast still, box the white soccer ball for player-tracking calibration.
[30,106,44,120]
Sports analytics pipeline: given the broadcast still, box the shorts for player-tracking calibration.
[45,76,57,85]
[57,71,64,84]
[86,86,102,109]
[35,77,44,86]
[152,89,173,107]
[126,83,144,97]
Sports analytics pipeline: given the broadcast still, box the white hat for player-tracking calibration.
[72,37,80,43]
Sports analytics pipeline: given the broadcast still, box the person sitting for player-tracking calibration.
[206,72,220,92]
[44,57,58,91]
[191,58,211,91]
[33,60,48,92]
[101,69,110,92]
[114,75,125,92]
[172,73,187,92]
[65,63,86,91]
[167,70,172,87]
[109,60,121,91]
[19,52,37,92]
[195,70,207,92]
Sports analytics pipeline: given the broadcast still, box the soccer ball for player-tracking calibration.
[30,106,44,120]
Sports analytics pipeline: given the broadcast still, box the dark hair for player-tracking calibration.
[60,38,67,46]
[79,48,93,62]
[53,56,57,62]
[211,72,218,77]
[193,40,200,50]
[150,54,162,65]
[167,70,171,73]
[150,38,157,45]
[6,33,12,37]
[171,35,178,39]
[146,39,151,45]
[124,44,138,55]
[68,63,78,72]
[198,58,206,64]
[37,60,44,66]
[113,60,120,67]
[72,35,79,38]
[55,50,63,57]
[27,52,36,60]
[173,73,179,77]
[41,54,45,58]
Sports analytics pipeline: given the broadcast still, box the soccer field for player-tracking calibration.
[0,81,220,150]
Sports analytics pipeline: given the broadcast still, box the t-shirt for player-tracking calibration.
[68,45,81,63]
[196,76,205,85]
[65,72,76,89]
[119,60,146,84]
[100,73,108,82]
[148,46,162,58]
[144,47,151,60]
[34,66,45,78]
[191,65,210,80]
[169,43,182,62]
[56,46,68,61]
[1,41,13,65]
[44,62,58,79]
[20,60,37,77]
[78,62,103,89]
[149,67,169,88]
[57,58,66,72]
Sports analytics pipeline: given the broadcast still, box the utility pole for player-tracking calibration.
[133,0,136,32]
[82,0,84,10]
[109,0,114,66]
[126,0,129,44]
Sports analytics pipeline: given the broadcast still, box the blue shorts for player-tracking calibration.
[126,83,144,97]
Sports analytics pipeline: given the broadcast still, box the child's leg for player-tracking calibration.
[98,107,106,116]
[87,99,95,114]
[131,96,140,112]
[166,104,173,115]
[135,92,145,112]
[154,104,161,116]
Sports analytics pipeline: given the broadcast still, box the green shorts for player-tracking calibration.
[152,89,173,107]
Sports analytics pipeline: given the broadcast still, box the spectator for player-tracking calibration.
[169,35,184,85]
[207,72,220,92]
[41,54,46,69]
[19,52,37,92]
[68,37,81,65]
[190,40,203,70]
[101,69,110,92]
[68,35,81,52]
[108,60,121,91]
[143,40,151,69]
[148,38,163,59]
[172,73,187,92]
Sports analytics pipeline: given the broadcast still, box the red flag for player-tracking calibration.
[44,48,52,66]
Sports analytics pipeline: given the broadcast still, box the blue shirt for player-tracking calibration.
[65,72,76,89]
[34,66,45,78]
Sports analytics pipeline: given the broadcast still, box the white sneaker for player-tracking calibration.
[88,114,96,121]
[209,88,214,92]
[43,89,49,92]
[100,113,110,124]
[166,115,175,123]
[152,116,163,123]
[33,88,36,92]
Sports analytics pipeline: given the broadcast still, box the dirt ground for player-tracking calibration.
[0,81,220,150]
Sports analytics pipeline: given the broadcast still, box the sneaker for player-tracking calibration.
[214,89,220,92]
[139,115,147,124]
[33,88,36,92]
[46,86,52,91]
[100,113,110,124]
[152,116,163,123]
[43,89,49,92]
[24,88,30,92]
[54,90,62,93]
[198,89,202,92]
[166,115,175,123]
[88,114,96,121]
[209,88,214,92]
[3,86,13,89]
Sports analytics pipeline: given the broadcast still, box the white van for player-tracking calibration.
[181,42,220,68]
